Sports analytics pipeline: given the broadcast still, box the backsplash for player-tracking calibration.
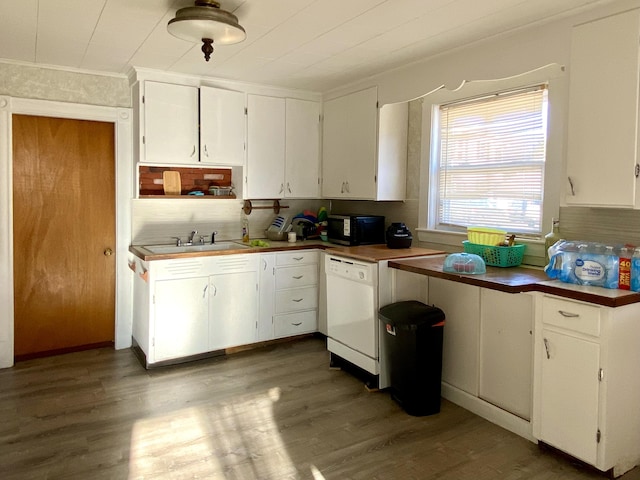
[559,207,640,247]
[131,198,327,245]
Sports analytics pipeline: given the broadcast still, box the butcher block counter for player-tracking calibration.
[325,244,444,262]
[389,255,640,308]
[130,241,444,262]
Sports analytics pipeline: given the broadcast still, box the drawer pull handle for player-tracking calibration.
[558,310,579,318]
[293,257,304,261]
[543,338,551,359]
[293,275,303,279]
[292,298,303,302]
[292,322,302,326]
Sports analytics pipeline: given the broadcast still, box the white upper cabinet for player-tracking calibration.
[285,98,321,198]
[200,86,246,166]
[143,81,199,164]
[322,86,407,200]
[140,81,245,166]
[246,94,286,199]
[246,95,321,199]
[565,9,640,208]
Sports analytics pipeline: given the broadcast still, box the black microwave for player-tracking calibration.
[326,214,385,246]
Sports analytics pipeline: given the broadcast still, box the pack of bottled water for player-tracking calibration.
[545,240,640,291]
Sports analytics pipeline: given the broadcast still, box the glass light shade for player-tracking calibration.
[167,3,246,45]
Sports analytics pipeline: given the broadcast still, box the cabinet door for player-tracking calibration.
[246,94,285,199]
[539,329,600,465]
[322,87,378,199]
[200,86,245,166]
[480,289,533,420]
[258,254,275,342]
[285,98,320,198]
[153,277,209,362]
[209,271,258,350]
[565,9,640,207]
[428,277,480,395]
[321,94,349,198]
[144,81,199,164]
[344,86,378,199]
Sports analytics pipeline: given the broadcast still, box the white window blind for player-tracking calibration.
[436,85,548,236]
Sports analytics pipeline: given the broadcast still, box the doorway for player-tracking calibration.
[12,115,116,360]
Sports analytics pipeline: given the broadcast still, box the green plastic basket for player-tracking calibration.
[462,241,526,267]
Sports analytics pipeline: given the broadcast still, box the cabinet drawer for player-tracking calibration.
[275,264,318,289]
[543,296,601,336]
[275,286,318,313]
[274,310,318,337]
[276,250,318,266]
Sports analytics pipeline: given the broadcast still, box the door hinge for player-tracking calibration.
[635,163,639,178]
[142,135,145,145]
[597,429,601,443]
[152,294,155,304]
[598,368,604,382]
[142,95,145,104]
[152,337,155,347]
[376,100,379,108]
[244,107,248,115]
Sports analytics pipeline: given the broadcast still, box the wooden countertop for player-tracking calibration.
[389,256,640,308]
[129,241,445,263]
[324,245,445,262]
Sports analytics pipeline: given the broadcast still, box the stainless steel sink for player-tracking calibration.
[143,242,250,254]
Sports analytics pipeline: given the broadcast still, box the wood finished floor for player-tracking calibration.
[1,336,638,480]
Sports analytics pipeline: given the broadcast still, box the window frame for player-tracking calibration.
[433,83,548,236]
[416,65,566,265]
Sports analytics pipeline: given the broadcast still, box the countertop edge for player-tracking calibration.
[129,243,445,263]
[388,259,640,308]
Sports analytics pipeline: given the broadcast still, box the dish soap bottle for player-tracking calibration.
[242,211,250,243]
[544,217,561,264]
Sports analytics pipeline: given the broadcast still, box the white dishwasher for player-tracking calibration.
[325,254,379,387]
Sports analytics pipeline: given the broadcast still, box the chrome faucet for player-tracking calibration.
[211,231,218,244]
[187,230,197,245]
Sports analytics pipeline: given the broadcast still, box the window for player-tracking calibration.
[432,85,548,237]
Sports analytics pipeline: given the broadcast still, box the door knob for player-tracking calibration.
[104,248,114,256]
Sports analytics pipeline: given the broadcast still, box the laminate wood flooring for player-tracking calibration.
[1,337,638,480]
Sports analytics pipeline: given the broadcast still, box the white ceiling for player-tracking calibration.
[0,0,618,93]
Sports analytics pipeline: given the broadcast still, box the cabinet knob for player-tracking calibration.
[103,248,114,257]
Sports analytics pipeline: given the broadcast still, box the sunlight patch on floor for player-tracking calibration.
[128,387,302,479]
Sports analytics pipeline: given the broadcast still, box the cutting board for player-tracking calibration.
[163,171,181,195]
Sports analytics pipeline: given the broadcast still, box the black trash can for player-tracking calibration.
[379,300,445,416]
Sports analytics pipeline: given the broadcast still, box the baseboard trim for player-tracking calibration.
[441,382,535,442]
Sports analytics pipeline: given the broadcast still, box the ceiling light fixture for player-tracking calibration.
[167,0,246,62]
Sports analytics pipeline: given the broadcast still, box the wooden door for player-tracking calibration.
[12,115,116,359]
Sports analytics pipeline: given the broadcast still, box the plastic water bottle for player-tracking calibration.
[631,247,640,292]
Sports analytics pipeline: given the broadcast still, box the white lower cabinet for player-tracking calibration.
[258,253,276,341]
[428,277,480,396]
[259,250,319,339]
[418,275,534,440]
[538,328,600,464]
[533,294,640,476]
[209,270,258,351]
[480,289,533,420]
[131,253,281,366]
[153,276,209,362]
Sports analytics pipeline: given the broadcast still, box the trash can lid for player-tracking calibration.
[378,300,445,328]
